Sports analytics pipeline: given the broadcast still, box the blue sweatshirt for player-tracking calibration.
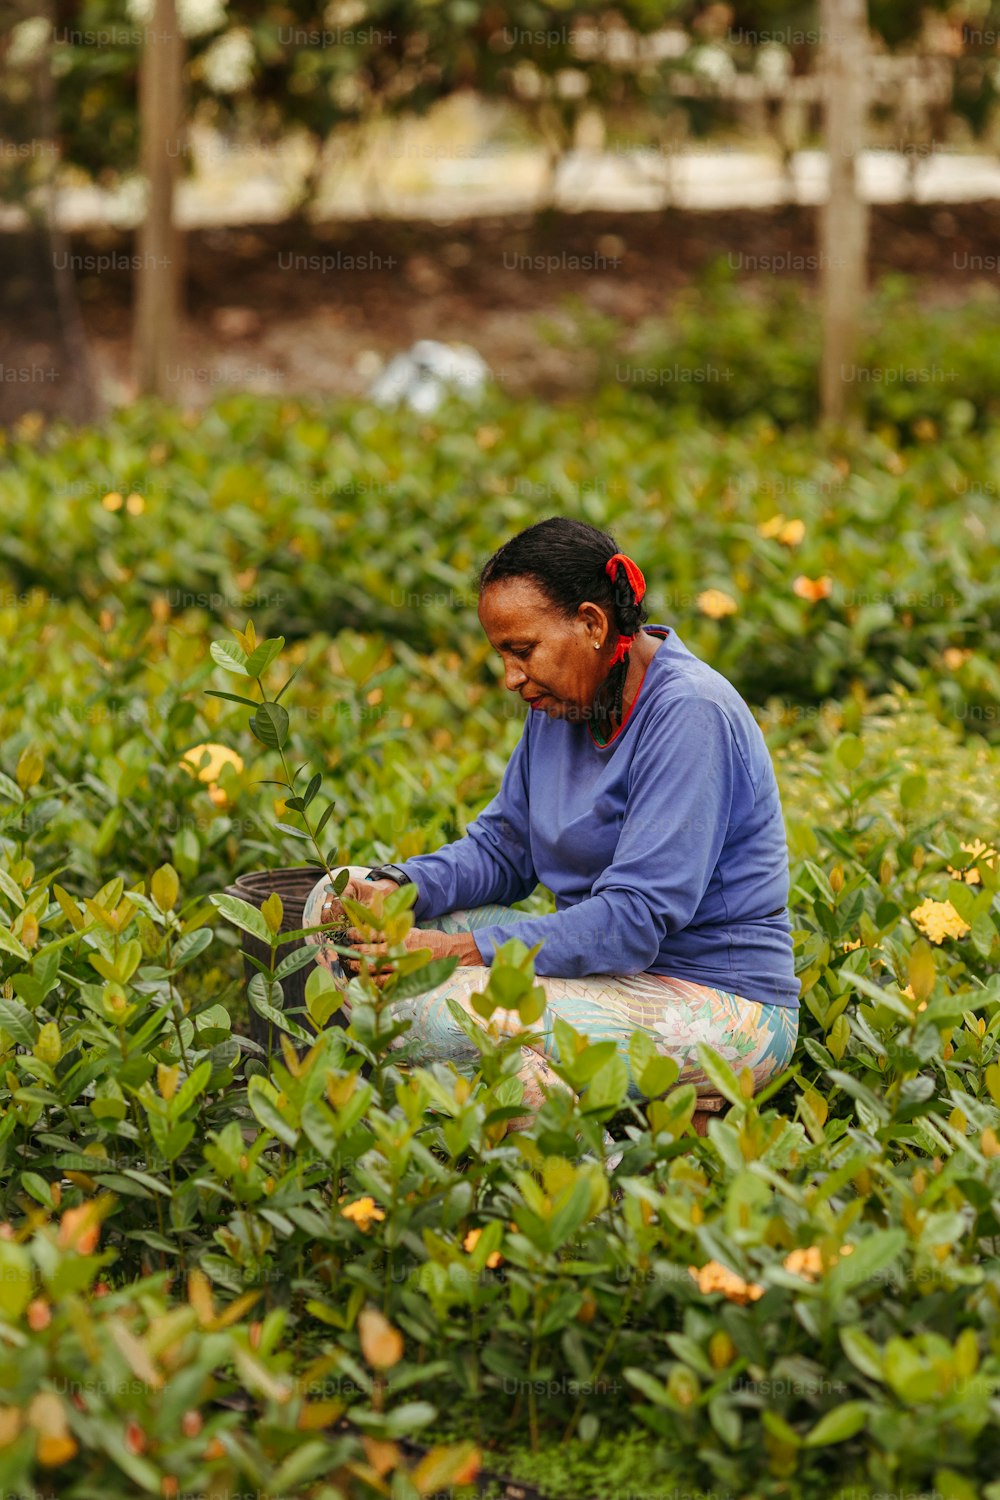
[393,625,799,1008]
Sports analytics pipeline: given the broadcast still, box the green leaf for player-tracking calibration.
[208,892,271,943]
[899,773,928,809]
[639,1053,680,1099]
[517,984,548,1026]
[0,998,37,1048]
[300,1099,338,1157]
[248,1078,299,1147]
[250,702,289,749]
[840,1326,884,1381]
[0,1241,32,1318]
[274,944,317,981]
[834,734,864,770]
[0,926,30,962]
[210,640,250,675]
[623,1368,670,1407]
[245,637,285,678]
[174,1059,212,1116]
[829,1229,908,1294]
[762,1409,802,1448]
[582,1055,629,1113]
[314,802,336,841]
[548,1178,593,1249]
[803,1401,869,1446]
[0,870,25,910]
[387,956,458,1001]
[273,821,312,841]
[935,1468,982,1500]
[161,1120,196,1162]
[694,1042,744,1107]
[20,1171,54,1208]
[305,965,343,1027]
[205,689,260,707]
[172,927,213,968]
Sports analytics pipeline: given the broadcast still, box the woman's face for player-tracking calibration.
[477,578,612,721]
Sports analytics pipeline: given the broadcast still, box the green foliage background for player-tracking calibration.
[0,287,999,1494]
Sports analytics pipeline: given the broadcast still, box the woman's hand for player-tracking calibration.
[344,925,483,985]
[319,876,398,931]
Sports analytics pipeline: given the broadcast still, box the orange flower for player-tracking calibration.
[697,588,738,620]
[57,1205,100,1255]
[26,1300,51,1331]
[783,1244,854,1281]
[452,1450,482,1486]
[778,518,806,545]
[340,1196,385,1232]
[793,575,833,602]
[125,1420,147,1455]
[688,1260,764,1304]
[942,647,972,671]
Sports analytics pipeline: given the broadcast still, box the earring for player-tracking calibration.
[594,641,600,650]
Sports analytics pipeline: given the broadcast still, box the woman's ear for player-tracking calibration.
[577,600,609,645]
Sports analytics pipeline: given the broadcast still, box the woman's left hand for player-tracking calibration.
[344,925,483,984]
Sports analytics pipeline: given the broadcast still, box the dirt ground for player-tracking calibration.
[3,198,1000,417]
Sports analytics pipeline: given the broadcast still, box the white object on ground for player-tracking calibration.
[367,339,491,414]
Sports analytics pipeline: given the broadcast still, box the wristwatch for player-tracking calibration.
[365,863,413,887]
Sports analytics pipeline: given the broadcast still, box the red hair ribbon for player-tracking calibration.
[605,552,646,665]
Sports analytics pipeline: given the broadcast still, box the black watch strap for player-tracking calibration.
[366,863,413,887]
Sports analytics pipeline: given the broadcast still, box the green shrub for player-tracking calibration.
[0,628,999,1496]
[2,387,1000,719]
[570,267,1000,437]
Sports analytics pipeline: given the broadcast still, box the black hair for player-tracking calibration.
[476,517,649,738]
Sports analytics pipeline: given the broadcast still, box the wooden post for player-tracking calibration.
[819,0,869,427]
[133,0,184,397]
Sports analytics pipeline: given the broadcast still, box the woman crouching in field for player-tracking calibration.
[306,517,799,1124]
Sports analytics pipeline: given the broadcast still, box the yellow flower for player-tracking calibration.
[841,938,863,953]
[180,743,244,782]
[961,838,997,869]
[697,589,738,620]
[792,574,833,602]
[942,647,972,671]
[688,1260,764,1304]
[778,518,806,546]
[945,839,997,884]
[463,1228,503,1268]
[757,513,786,538]
[910,899,970,945]
[180,743,244,808]
[340,1196,385,1232]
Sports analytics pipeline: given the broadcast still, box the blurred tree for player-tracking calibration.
[2,2,995,188]
[819,0,867,428]
[133,0,184,396]
[0,0,101,423]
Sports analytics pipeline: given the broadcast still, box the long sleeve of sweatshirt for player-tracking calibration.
[468,698,740,977]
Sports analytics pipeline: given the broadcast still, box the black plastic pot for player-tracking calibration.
[223,866,346,1054]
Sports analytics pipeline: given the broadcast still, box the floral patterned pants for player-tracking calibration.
[317,870,799,1100]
